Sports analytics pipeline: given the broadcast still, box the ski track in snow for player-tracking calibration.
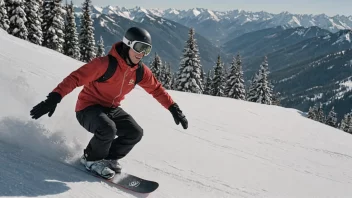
[130,158,254,198]
[0,140,151,198]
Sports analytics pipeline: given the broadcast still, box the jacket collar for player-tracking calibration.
[108,42,139,72]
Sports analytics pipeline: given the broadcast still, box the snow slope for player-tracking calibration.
[1,29,352,197]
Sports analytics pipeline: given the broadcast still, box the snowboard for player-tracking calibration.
[79,166,159,194]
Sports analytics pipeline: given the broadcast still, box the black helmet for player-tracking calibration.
[122,27,152,56]
[124,27,152,45]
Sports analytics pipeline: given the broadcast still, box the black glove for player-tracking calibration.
[168,103,188,129]
[30,92,62,120]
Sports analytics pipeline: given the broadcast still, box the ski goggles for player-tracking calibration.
[122,37,152,56]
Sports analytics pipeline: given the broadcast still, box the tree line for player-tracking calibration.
[152,28,279,105]
[0,0,104,62]
[307,103,352,134]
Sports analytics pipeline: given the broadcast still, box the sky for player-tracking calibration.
[1,28,352,197]
[71,0,352,16]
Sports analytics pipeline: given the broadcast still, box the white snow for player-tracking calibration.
[323,34,331,40]
[147,8,164,17]
[333,32,352,45]
[138,7,147,14]
[290,16,301,26]
[145,14,156,21]
[102,6,114,15]
[327,65,334,70]
[92,6,103,14]
[192,8,201,17]
[265,33,277,38]
[341,80,352,89]
[278,74,297,82]
[99,19,105,27]
[117,11,133,20]
[334,79,352,99]
[1,29,352,197]
[168,9,179,15]
[309,93,323,101]
[206,10,220,21]
[328,18,347,30]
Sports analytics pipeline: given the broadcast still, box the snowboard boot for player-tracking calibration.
[105,159,122,173]
[80,155,115,179]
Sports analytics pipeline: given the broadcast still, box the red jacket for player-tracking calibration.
[52,42,174,112]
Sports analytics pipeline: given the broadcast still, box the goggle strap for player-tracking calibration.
[122,36,132,46]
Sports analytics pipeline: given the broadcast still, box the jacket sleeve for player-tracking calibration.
[138,65,174,109]
[52,57,108,98]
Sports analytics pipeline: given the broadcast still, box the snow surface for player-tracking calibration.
[92,6,103,14]
[192,9,201,17]
[333,32,352,45]
[341,80,352,89]
[1,29,352,197]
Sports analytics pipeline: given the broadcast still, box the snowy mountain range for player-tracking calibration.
[238,28,352,73]
[226,27,352,117]
[74,6,352,44]
[269,29,352,69]
[1,28,352,198]
[223,26,332,61]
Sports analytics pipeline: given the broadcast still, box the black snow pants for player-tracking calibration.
[76,104,143,161]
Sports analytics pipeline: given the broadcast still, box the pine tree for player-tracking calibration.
[159,61,167,86]
[25,0,43,45]
[37,0,43,35]
[225,54,246,100]
[340,113,351,133]
[223,63,230,97]
[223,64,229,79]
[0,0,10,31]
[150,52,162,81]
[201,67,206,85]
[79,0,96,62]
[212,55,225,96]
[96,35,105,57]
[325,106,337,127]
[7,0,27,39]
[249,57,272,104]
[316,103,325,123]
[257,57,272,104]
[42,0,53,45]
[222,62,228,95]
[175,27,203,94]
[307,106,316,120]
[271,92,281,106]
[312,104,320,121]
[170,72,177,90]
[163,62,172,90]
[348,115,352,134]
[203,70,213,95]
[63,0,80,59]
[247,71,259,102]
[42,0,64,52]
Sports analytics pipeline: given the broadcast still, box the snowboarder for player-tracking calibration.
[30,27,188,179]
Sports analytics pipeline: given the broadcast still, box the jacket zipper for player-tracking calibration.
[111,69,128,107]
